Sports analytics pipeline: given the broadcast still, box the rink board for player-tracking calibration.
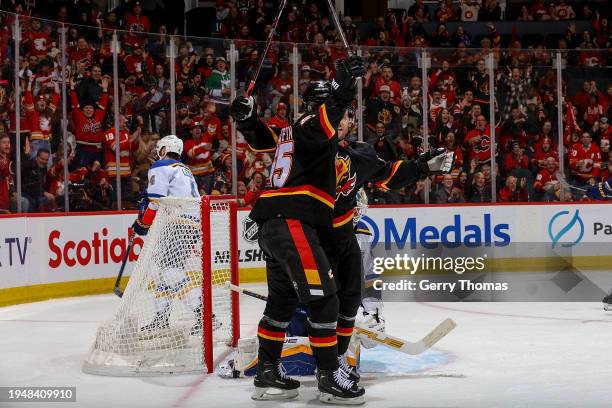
[1,202,611,306]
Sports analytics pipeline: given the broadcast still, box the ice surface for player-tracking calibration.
[1,285,611,407]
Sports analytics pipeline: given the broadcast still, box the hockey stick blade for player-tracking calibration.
[113,286,124,298]
[226,282,456,355]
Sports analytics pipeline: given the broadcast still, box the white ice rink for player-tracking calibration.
[1,285,611,408]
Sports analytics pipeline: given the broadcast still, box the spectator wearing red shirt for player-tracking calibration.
[70,76,109,169]
[184,123,215,193]
[531,137,559,171]
[499,176,529,202]
[124,44,154,78]
[25,79,59,162]
[69,37,95,71]
[569,131,602,184]
[124,1,150,49]
[534,157,560,202]
[244,171,265,205]
[371,65,402,106]
[103,114,139,180]
[267,102,289,129]
[504,142,529,175]
[465,115,492,163]
[24,18,50,58]
[583,94,604,127]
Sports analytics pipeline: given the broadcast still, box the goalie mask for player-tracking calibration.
[156,135,183,159]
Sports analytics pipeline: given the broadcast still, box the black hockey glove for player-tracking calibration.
[417,148,455,176]
[230,96,256,123]
[331,56,366,102]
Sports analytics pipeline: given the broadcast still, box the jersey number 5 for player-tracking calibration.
[269,128,294,188]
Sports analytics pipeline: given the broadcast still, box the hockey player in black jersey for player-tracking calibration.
[231,57,366,404]
[232,76,453,402]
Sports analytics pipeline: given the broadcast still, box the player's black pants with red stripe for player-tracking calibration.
[256,218,339,370]
[322,224,364,356]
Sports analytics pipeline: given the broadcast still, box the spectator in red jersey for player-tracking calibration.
[25,78,59,162]
[504,142,532,189]
[531,137,559,172]
[69,37,95,72]
[583,94,604,127]
[244,171,265,205]
[124,1,150,49]
[465,115,492,164]
[103,114,140,204]
[370,65,402,106]
[534,157,560,202]
[24,18,50,58]
[184,122,214,193]
[267,102,289,129]
[569,131,602,188]
[499,176,529,202]
[70,76,109,169]
[124,44,154,79]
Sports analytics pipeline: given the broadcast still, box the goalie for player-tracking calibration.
[131,135,203,333]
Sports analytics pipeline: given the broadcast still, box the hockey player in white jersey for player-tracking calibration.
[132,135,202,333]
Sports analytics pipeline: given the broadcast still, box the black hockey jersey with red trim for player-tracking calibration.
[239,99,348,227]
[333,142,421,231]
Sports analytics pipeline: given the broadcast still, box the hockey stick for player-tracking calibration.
[113,232,136,298]
[244,0,288,97]
[225,282,456,355]
[323,0,350,52]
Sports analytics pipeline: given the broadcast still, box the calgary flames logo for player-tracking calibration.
[473,135,491,153]
[335,154,357,199]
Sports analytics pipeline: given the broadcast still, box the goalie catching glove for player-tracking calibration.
[417,148,455,176]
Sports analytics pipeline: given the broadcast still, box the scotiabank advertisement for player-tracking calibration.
[2,203,612,304]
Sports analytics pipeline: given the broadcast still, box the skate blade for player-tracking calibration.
[319,392,365,405]
[251,387,299,401]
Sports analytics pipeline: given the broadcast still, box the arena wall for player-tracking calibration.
[1,202,611,306]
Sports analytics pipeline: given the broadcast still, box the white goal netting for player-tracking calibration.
[83,197,238,376]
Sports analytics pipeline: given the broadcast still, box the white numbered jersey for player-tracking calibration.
[146,158,200,200]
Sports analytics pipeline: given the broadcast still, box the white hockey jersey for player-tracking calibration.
[146,158,200,201]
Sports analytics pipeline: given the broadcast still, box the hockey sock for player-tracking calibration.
[336,314,355,356]
[257,316,288,364]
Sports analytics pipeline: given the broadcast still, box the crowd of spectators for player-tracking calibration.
[0,0,610,213]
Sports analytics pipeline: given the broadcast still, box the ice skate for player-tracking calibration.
[251,361,300,401]
[317,367,365,405]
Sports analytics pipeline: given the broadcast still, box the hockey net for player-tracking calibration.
[83,196,239,376]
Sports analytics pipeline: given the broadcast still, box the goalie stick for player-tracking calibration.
[113,232,135,298]
[225,282,456,355]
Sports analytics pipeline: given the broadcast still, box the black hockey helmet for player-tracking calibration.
[303,80,332,113]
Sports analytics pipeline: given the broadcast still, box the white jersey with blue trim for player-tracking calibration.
[146,158,200,200]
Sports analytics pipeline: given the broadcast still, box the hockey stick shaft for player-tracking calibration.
[244,0,288,97]
[225,282,456,355]
[113,232,135,298]
[323,0,350,51]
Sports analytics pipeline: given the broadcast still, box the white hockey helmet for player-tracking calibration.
[156,135,183,158]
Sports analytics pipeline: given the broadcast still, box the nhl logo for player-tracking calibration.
[242,216,259,244]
